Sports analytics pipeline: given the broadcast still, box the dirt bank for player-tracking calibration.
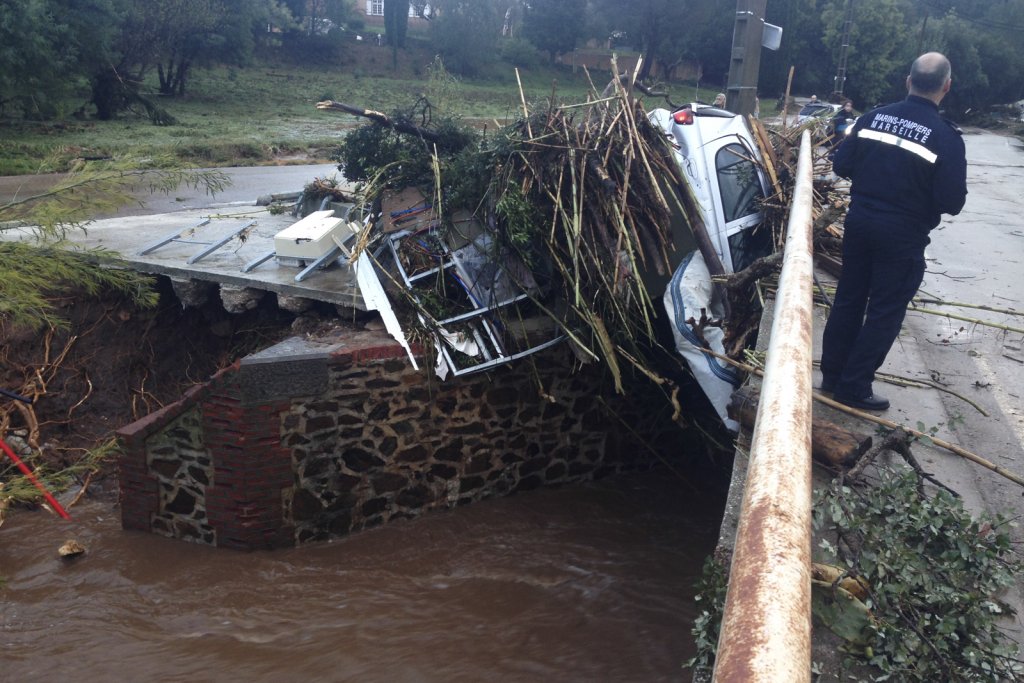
[1,276,352,480]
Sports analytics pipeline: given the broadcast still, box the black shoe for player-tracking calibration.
[835,393,890,411]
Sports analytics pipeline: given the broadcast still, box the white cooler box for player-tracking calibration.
[274,210,350,266]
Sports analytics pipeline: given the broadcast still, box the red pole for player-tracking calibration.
[1,439,72,520]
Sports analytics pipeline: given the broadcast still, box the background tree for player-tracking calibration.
[760,0,830,102]
[384,0,412,47]
[522,0,586,63]
[651,0,732,89]
[429,0,503,76]
[929,18,988,117]
[819,0,913,108]
[89,0,291,118]
[0,0,121,119]
[146,0,289,97]
[587,0,692,81]
[282,0,353,34]
[931,0,1024,110]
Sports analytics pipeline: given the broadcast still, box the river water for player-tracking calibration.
[1,469,725,682]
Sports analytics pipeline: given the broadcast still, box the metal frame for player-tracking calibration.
[136,218,257,265]
[384,226,564,376]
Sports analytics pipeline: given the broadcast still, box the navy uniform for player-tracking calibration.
[821,94,968,405]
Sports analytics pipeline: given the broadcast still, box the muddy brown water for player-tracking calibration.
[1,470,724,682]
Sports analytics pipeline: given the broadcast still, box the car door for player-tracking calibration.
[709,139,772,272]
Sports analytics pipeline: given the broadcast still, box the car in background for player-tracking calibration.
[797,102,840,124]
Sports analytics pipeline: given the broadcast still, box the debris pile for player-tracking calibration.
[318,77,812,398]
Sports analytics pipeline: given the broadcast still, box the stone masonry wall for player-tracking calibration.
[118,329,684,550]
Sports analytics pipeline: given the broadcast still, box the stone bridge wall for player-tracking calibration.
[118,329,685,550]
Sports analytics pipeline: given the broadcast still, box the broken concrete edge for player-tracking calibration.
[119,258,367,309]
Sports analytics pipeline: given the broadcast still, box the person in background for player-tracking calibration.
[819,52,968,411]
[713,93,726,108]
[829,99,855,147]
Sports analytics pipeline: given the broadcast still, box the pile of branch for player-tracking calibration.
[323,77,801,391]
[482,80,704,388]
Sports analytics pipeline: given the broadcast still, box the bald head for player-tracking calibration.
[908,52,951,100]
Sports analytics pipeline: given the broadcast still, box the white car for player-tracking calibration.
[648,103,773,275]
[648,103,774,429]
[797,102,840,125]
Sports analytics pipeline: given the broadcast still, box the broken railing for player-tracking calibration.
[712,130,815,683]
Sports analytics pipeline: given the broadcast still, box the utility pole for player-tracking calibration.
[725,0,769,116]
[832,0,854,100]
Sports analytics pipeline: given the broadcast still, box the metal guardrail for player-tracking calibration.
[712,130,816,682]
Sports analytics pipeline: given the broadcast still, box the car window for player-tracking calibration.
[728,224,773,272]
[715,143,763,224]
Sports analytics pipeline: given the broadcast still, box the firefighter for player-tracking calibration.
[819,52,968,411]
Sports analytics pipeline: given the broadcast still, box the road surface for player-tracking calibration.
[901,128,1024,641]
[0,163,342,218]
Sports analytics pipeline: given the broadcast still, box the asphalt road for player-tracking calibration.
[0,163,342,218]
[902,128,1024,642]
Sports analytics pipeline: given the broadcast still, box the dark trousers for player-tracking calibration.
[820,217,926,399]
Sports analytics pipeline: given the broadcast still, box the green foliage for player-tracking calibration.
[0,243,158,331]
[0,156,225,329]
[495,182,541,250]
[0,0,120,119]
[332,119,426,185]
[684,556,729,679]
[499,37,543,70]
[820,0,913,108]
[423,56,463,116]
[589,0,706,81]
[815,466,1023,681]
[332,98,476,188]
[522,0,586,62]
[429,0,502,76]
[761,0,830,98]
[687,464,1023,681]
[932,17,992,118]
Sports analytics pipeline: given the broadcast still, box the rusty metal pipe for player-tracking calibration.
[712,130,816,683]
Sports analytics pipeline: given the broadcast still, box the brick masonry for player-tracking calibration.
[117,329,685,550]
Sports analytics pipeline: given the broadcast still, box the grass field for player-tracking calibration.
[0,43,701,176]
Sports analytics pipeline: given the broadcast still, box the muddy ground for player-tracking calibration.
[1,276,356,481]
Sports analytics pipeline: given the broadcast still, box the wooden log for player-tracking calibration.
[728,387,872,467]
